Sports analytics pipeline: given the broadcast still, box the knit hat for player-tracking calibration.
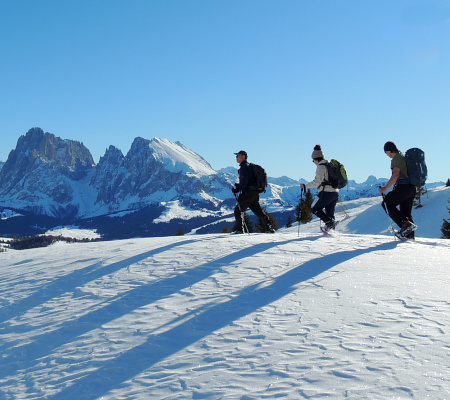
[311,144,324,159]
[383,141,398,152]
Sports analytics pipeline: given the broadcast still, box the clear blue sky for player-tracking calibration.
[1,0,449,183]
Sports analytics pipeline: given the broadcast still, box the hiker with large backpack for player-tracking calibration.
[300,144,343,232]
[232,150,275,234]
[378,141,423,240]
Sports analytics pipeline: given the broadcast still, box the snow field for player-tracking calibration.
[0,228,449,399]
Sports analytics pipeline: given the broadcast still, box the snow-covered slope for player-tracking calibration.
[338,186,450,239]
[0,199,449,399]
[149,137,216,177]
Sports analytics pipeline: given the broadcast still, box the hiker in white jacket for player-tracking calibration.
[301,145,339,231]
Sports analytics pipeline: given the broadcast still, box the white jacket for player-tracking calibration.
[305,160,339,193]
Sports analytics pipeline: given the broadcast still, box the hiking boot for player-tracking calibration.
[266,224,275,233]
[396,220,418,239]
[324,219,336,231]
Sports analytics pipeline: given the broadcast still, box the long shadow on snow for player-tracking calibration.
[0,236,316,379]
[49,240,397,400]
[0,238,197,325]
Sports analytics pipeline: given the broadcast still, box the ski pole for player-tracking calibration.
[381,192,395,238]
[298,186,305,237]
[338,196,349,219]
[234,193,249,234]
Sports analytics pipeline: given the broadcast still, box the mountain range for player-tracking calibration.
[0,128,444,239]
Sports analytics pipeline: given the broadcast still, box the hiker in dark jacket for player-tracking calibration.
[300,144,339,231]
[379,141,417,240]
[232,150,274,234]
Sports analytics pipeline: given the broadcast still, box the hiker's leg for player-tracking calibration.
[323,192,339,220]
[234,192,252,231]
[312,192,334,223]
[399,185,416,223]
[248,193,271,227]
[234,204,243,231]
[383,188,404,228]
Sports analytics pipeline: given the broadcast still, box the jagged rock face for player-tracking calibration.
[90,137,230,210]
[0,128,94,184]
[90,145,125,205]
[0,129,235,219]
[0,128,95,217]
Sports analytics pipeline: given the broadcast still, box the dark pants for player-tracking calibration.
[312,191,339,224]
[234,191,270,231]
[381,184,416,228]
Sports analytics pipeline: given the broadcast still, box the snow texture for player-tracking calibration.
[0,197,449,399]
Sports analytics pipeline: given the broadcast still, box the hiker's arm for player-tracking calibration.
[379,167,400,194]
[306,165,326,189]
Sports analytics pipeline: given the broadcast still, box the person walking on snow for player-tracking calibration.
[378,141,417,240]
[232,150,275,234]
[300,145,339,232]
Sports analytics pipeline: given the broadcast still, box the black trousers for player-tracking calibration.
[234,191,270,231]
[312,191,339,224]
[381,184,416,228]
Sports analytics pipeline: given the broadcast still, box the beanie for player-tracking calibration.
[383,141,398,152]
[311,144,324,159]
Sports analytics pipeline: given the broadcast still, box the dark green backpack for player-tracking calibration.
[324,159,348,189]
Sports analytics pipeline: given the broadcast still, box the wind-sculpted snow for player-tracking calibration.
[0,222,449,399]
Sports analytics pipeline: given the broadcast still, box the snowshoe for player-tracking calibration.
[395,221,418,240]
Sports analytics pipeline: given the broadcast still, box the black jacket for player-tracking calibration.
[238,161,257,192]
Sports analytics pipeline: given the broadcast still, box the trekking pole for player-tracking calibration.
[338,196,349,219]
[234,193,249,234]
[298,186,305,237]
[381,192,395,238]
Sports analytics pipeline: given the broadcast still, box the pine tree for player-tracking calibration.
[441,199,450,239]
[256,208,278,233]
[176,227,184,236]
[244,212,254,233]
[221,225,230,233]
[296,189,313,224]
[286,215,293,228]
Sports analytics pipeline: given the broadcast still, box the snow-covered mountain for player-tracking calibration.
[89,136,233,215]
[0,128,445,238]
[0,128,96,218]
[1,195,449,399]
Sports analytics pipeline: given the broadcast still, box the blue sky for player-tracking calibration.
[1,0,449,183]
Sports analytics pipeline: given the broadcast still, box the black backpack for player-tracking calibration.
[404,148,427,186]
[324,159,348,189]
[249,163,268,193]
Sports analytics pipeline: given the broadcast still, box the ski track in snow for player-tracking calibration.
[0,229,449,399]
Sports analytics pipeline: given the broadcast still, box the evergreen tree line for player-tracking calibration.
[441,198,450,239]
[225,207,279,233]
[1,235,101,250]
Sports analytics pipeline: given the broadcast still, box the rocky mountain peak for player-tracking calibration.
[147,137,216,176]
[1,128,95,182]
